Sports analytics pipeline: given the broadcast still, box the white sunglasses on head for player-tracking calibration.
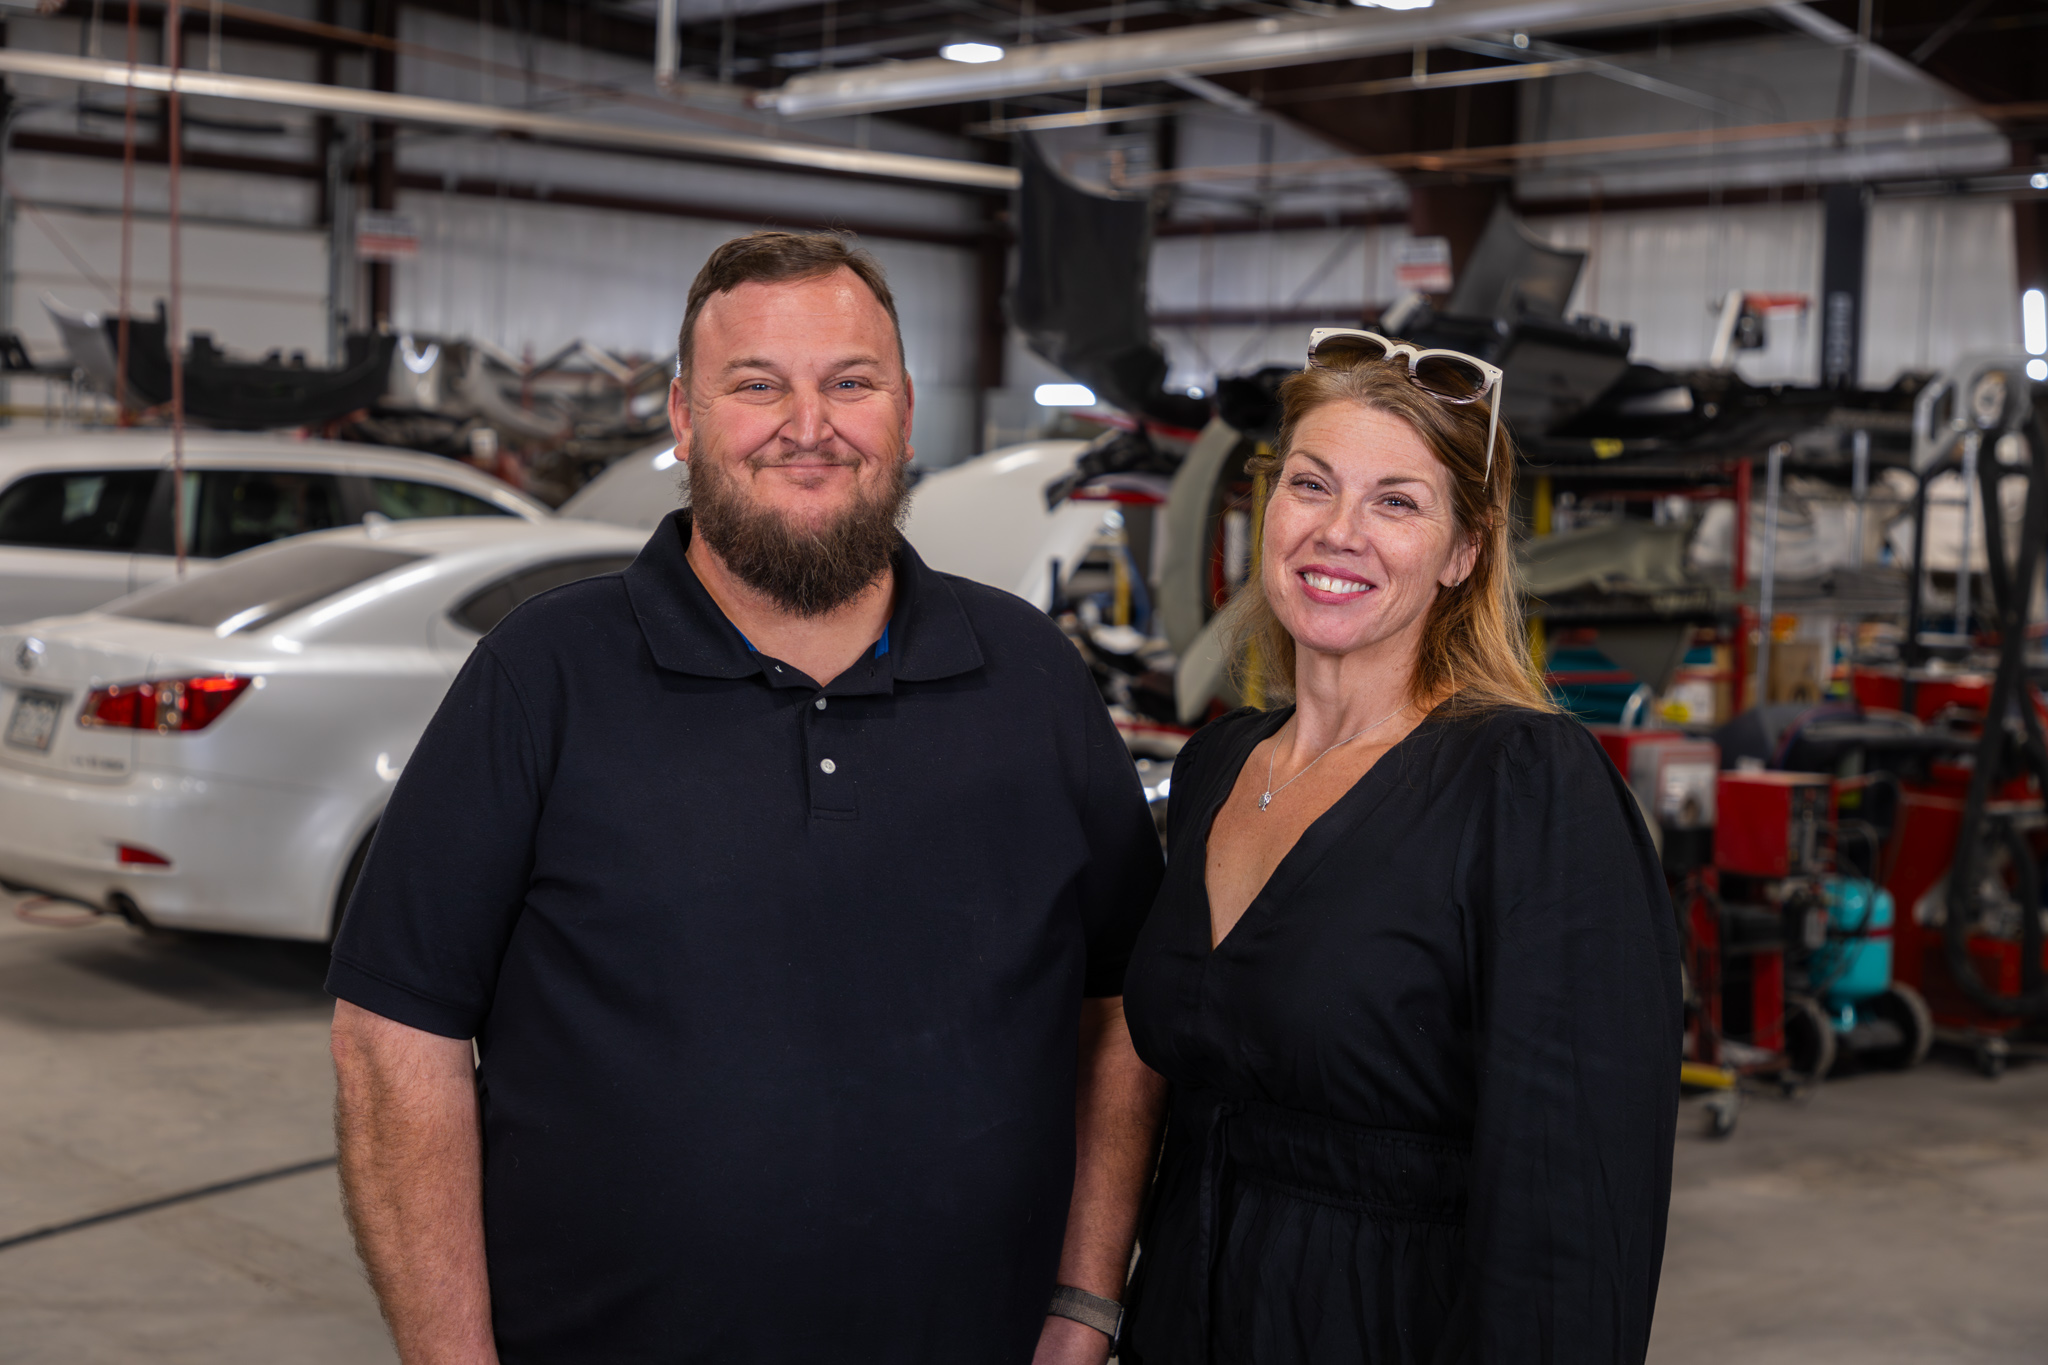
[1305,328,1505,480]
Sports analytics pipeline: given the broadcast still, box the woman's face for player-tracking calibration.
[1261,400,1478,666]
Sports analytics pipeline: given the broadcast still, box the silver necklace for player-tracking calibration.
[1259,704,1411,812]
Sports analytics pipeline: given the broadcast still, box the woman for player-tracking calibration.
[1120,331,1680,1364]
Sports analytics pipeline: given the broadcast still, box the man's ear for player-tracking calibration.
[668,376,693,460]
[899,371,916,464]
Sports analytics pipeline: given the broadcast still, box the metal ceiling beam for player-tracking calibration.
[763,0,1783,118]
[0,49,1019,192]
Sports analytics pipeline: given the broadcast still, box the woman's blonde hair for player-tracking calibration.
[1214,353,1554,716]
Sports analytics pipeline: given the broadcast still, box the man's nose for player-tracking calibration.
[782,388,833,450]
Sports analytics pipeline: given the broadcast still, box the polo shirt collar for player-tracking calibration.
[623,509,984,686]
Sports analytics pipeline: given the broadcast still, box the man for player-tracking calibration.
[326,231,1166,1365]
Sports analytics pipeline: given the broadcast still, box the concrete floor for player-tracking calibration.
[2,890,2046,1363]
[0,894,391,1365]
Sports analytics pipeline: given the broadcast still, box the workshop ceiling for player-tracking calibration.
[593,0,2045,181]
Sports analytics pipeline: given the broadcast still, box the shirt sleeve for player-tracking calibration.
[1437,714,1682,1365]
[1069,662,1167,999]
[324,641,547,1038]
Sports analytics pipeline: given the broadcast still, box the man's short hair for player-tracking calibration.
[676,230,904,390]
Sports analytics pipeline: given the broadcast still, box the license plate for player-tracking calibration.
[4,690,64,752]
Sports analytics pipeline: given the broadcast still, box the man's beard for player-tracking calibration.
[685,444,911,618]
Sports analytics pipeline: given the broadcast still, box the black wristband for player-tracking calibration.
[1048,1284,1123,1352]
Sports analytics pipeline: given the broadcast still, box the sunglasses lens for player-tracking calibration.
[1413,354,1490,401]
[1309,334,1392,370]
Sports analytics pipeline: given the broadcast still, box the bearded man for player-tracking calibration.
[326,231,1166,1365]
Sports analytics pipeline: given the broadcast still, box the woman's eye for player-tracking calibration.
[1292,477,1327,493]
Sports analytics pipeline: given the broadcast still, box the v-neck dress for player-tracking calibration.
[1121,704,1681,1365]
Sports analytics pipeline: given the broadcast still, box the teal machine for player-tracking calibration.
[1803,876,1931,1071]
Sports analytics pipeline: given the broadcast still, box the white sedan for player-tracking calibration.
[0,429,551,626]
[0,516,647,941]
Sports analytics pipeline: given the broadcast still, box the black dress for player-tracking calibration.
[1121,704,1681,1364]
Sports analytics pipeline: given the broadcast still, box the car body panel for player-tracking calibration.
[0,516,649,940]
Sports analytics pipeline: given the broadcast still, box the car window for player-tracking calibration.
[370,477,513,521]
[181,470,344,558]
[113,543,425,635]
[454,555,636,635]
[0,469,158,550]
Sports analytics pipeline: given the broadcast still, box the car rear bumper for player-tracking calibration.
[0,762,349,940]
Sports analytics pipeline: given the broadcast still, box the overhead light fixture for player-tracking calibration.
[2030,359,2047,382]
[1034,383,1096,407]
[1351,0,1436,9]
[940,42,1005,64]
[2024,288,2046,357]
[2033,172,2048,190]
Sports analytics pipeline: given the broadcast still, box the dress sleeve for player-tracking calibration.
[323,641,548,1038]
[1436,714,1682,1365]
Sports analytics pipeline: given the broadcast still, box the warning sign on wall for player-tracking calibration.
[1395,236,1453,294]
[356,212,420,262]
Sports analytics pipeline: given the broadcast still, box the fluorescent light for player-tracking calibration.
[939,42,1004,63]
[2031,359,2048,382]
[1351,0,1435,8]
[1034,383,1096,407]
[2024,288,2046,356]
[652,448,678,470]
[2034,173,2048,190]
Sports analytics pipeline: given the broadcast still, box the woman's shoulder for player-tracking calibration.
[1168,706,1279,792]
[1430,702,1612,789]
[1178,705,1279,762]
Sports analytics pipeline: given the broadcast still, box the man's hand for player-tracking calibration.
[1032,1311,1113,1365]
[331,1000,499,1365]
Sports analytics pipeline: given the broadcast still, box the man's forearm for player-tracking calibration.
[332,1000,497,1365]
[1056,995,1167,1300]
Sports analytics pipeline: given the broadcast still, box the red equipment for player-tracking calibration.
[1715,772,1831,879]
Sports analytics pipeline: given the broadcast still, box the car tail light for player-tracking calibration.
[80,675,254,733]
[117,843,172,867]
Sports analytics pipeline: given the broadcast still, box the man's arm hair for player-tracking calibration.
[332,1000,498,1365]
[1035,995,1166,1363]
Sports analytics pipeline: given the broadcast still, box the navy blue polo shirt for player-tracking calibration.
[326,510,1162,1364]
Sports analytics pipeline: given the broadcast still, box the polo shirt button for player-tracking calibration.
[819,758,836,774]
[814,698,827,710]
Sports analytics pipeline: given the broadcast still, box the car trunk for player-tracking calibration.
[0,628,148,781]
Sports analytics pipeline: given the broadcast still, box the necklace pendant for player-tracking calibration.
[1258,791,1272,812]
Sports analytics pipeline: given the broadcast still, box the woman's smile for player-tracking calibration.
[1298,567,1376,601]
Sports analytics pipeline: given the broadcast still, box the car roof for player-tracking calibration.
[0,428,550,516]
